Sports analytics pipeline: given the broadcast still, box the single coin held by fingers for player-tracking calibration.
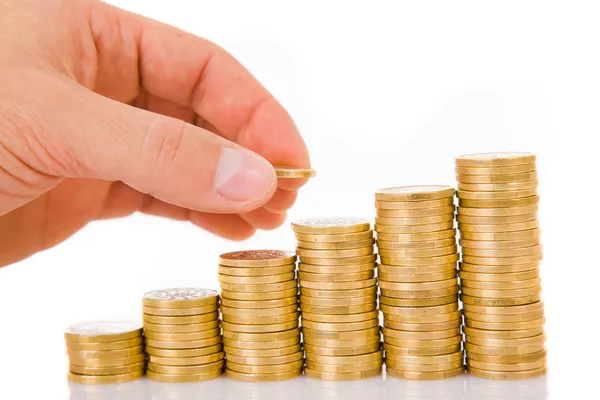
[274,167,317,179]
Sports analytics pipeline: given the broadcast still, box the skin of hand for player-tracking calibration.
[0,0,310,267]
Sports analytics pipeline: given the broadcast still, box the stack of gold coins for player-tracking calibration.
[292,217,382,381]
[218,250,303,382]
[455,152,547,380]
[142,288,224,382]
[374,186,464,380]
[65,321,146,384]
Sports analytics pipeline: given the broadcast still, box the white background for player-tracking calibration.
[1,1,599,399]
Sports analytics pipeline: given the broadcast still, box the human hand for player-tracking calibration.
[0,0,310,267]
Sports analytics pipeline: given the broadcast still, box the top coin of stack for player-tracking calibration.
[455,152,547,380]
[218,250,303,382]
[142,288,224,383]
[65,321,146,384]
[292,217,383,381]
[374,186,464,380]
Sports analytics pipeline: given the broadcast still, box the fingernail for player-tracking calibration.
[214,147,276,202]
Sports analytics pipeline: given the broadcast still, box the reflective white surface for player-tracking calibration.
[68,373,549,400]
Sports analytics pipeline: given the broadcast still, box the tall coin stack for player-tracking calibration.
[65,321,146,384]
[142,288,224,382]
[218,250,303,382]
[374,186,464,380]
[292,218,383,381]
[455,152,547,380]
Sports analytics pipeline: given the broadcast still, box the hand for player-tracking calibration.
[0,0,310,267]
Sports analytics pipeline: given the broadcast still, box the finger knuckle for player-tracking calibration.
[141,117,191,178]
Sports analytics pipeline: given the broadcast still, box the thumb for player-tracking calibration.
[32,80,277,214]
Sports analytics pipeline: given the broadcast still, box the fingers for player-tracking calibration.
[239,208,288,231]
[263,189,298,214]
[189,212,256,241]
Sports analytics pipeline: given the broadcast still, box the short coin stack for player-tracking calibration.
[142,288,224,382]
[65,321,146,384]
[455,152,546,380]
[374,186,464,380]
[292,217,382,381]
[218,250,303,382]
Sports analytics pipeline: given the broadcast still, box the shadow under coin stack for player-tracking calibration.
[374,186,464,380]
[142,288,224,382]
[218,250,303,382]
[65,321,146,384]
[292,217,382,381]
[455,152,547,380]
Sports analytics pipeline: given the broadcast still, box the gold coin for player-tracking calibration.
[145,336,222,350]
[466,350,546,364]
[387,366,464,380]
[292,217,371,234]
[456,163,536,175]
[306,359,383,373]
[466,366,546,380]
[226,359,304,374]
[222,328,300,342]
[225,350,303,366]
[274,167,316,178]
[459,262,539,274]
[457,213,537,226]
[383,342,462,357]
[299,263,376,274]
[143,312,218,325]
[224,344,301,357]
[220,296,298,309]
[64,322,142,343]
[302,318,379,332]
[384,335,462,349]
[299,294,375,307]
[376,206,455,219]
[225,368,302,382]
[148,351,224,366]
[386,359,463,372]
[148,360,225,375]
[67,345,145,360]
[298,270,374,283]
[380,303,458,316]
[375,185,455,202]
[382,328,459,340]
[299,254,377,266]
[69,353,146,368]
[218,272,296,285]
[458,204,538,217]
[379,245,457,259]
[218,264,295,277]
[220,279,298,293]
[301,310,379,323]
[221,304,298,317]
[386,350,463,365]
[385,311,462,324]
[464,309,544,323]
[460,228,541,242]
[142,288,219,309]
[459,239,541,251]
[297,238,375,250]
[378,263,456,275]
[466,334,546,348]
[295,230,373,243]
[223,311,299,325]
[147,369,223,383]
[302,326,380,341]
[463,326,544,340]
[305,349,382,365]
[143,304,218,316]
[143,328,221,342]
[375,222,454,234]
[457,188,538,200]
[462,253,543,266]
[377,237,456,250]
[459,221,539,234]
[69,361,146,376]
[219,250,296,267]
[68,370,145,385]
[380,285,458,299]
[221,287,298,301]
[296,246,374,259]
[379,278,458,291]
[461,286,541,299]
[380,295,457,307]
[458,180,538,192]
[462,301,544,315]
[223,336,300,350]
[375,198,455,210]
[381,254,459,266]
[377,229,456,242]
[304,367,381,381]
[299,278,377,291]
[143,320,219,334]
[466,317,545,331]
[221,320,298,333]
[384,319,461,332]
[459,196,539,209]
[300,286,376,299]
[379,270,456,283]
[457,171,537,184]
[145,343,222,358]
[462,245,542,258]
[460,293,541,307]
[461,277,541,290]
[303,342,381,356]
[467,357,546,372]
[67,337,143,351]
[375,214,454,226]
